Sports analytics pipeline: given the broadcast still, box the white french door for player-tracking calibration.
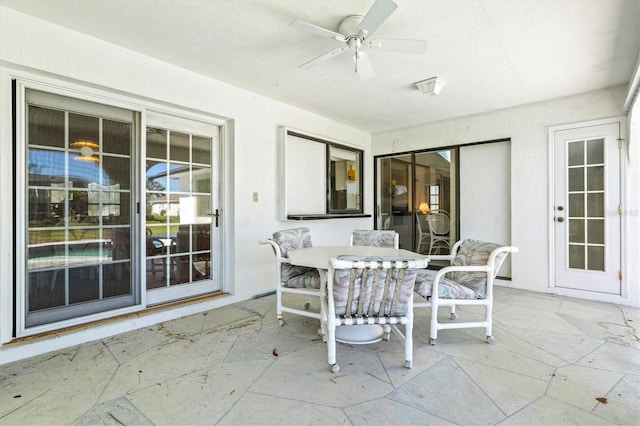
[551,120,622,295]
[144,111,222,305]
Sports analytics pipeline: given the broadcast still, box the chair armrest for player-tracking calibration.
[432,265,491,282]
[426,253,456,262]
[427,239,464,263]
[259,239,287,263]
[488,246,518,269]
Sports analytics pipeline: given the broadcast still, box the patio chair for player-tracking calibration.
[349,229,399,248]
[325,256,428,373]
[426,210,450,254]
[382,215,391,230]
[260,227,321,326]
[413,239,518,344]
[415,211,430,254]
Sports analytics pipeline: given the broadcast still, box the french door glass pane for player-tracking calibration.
[146,127,213,290]
[566,138,606,272]
[586,138,604,164]
[569,245,585,269]
[25,89,136,328]
[568,141,584,166]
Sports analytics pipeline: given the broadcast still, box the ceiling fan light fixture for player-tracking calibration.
[415,77,445,96]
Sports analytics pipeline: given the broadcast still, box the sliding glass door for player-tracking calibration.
[376,150,457,258]
[23,89,138,328]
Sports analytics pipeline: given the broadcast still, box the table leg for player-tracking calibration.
[318,269,328,343]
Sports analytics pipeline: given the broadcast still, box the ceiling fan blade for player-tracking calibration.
[353,50,375,81]
[290,20,346,42]
[368,38,427,53]
[357,0,398,37]
[299,46,349,70]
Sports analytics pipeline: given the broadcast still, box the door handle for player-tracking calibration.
[208,209,220,227]
[556,217,564,222]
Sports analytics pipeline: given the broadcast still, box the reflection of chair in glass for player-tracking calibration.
[146,228,166,276]
[382,215,391,230]
[415,212,430,254]
[427,210,450,254]
[176,224,210,281]
[350,229,399,248]
[413,239,518,344]
[324,256,428,373]
[260,227,321,326]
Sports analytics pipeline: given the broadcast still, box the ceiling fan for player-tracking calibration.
[290,0,427,81]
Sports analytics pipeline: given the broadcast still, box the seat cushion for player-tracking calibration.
[414,269,479,300]
[351,230,396,248]
[284,269,321,289]
[444,239,502,297]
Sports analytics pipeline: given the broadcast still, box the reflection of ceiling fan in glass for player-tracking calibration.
[290,0,427,80]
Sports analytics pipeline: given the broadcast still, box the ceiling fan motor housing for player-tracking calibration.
[338,15,365,38]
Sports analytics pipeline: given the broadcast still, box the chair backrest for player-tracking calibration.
[350,229,399,248]
[382,216,391,230]
[446,239,513,297]
[427,211,450,235]
[329,256,428,317]
[415,211,426,233]
[271,227,315,282]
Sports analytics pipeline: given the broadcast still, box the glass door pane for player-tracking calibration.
[145,118,220,305]
[376,149,456,259]
[567,138,606,271]
[378,154,412,249]
[25,90,136,328]
[415,150,456,257]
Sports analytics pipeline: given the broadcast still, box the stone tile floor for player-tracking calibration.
[1,287,639,425]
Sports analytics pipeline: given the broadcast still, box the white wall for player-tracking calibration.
[0,7,373,363]
[372,86,639,308]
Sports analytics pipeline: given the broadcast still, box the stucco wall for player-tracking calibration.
[372,87,639,307]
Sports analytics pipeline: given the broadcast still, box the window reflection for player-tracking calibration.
[329,146,361,212]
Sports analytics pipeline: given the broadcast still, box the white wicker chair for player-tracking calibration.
[324,256,428,373]
[349,229,399,248]
[426,210,450,254]
[260,227,321,326]
[413,239,518,344]
[415,211,430,254]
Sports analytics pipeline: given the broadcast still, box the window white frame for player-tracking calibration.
[278,126,364,219]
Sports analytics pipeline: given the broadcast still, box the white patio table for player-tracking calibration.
[287,246,428,344]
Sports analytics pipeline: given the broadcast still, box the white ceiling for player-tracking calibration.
[2,0,639,133]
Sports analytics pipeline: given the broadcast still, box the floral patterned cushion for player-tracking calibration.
[445,239,504,298]
[414,239,507,299]
[286,270,321,289]
[414,270,478,300]
[351,230,397,248]
[332,256,418,316]
[272,227,320,289]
